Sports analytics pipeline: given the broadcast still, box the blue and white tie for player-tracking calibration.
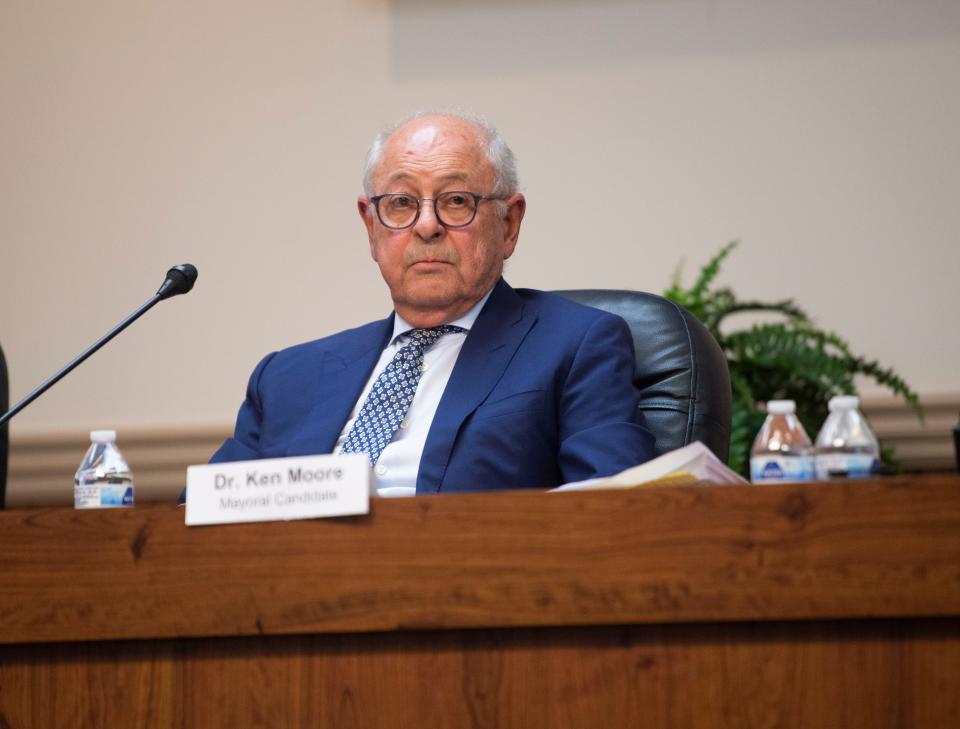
[339,325,463,465]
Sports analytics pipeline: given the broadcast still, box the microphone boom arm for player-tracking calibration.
[0,263,197,428]
[0,294,161,428]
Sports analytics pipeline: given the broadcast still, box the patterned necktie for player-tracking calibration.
[339,325,463,465]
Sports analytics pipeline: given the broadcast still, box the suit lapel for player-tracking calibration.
[417,280,536,493]
[285,315,394,456]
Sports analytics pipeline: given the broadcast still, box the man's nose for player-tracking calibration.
[412,199,445,241]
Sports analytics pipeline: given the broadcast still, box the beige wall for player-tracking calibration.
[2,0,959,438]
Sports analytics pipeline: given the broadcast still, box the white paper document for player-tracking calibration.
[552,441,748,492]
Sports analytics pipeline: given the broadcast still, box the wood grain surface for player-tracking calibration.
[1,475,959,728]
[1,475,958,645]
[1,620,958,728]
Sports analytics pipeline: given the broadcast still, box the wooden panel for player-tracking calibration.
[862,392,959,471]
[1,620,957,729]
[1,476,958,645]
[0,640,177,729]
[5,424,230,506]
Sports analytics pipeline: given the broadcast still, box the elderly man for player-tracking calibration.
[210,112,655,495]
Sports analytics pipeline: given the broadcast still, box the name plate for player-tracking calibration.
[185,454,370,526]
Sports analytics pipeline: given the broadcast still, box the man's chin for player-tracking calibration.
[402,287,459,310]
[392,279,474,319]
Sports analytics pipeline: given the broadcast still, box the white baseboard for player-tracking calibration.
[5,393,957,507]
[6,424,231,507]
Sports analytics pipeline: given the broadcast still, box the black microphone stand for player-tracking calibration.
[0,294,164,429]
[953,414,959,473]
[0,264,197,428]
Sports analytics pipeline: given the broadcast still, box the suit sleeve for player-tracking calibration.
[209,352,278,464]
[179,354,273,503]
[556,313,656,483]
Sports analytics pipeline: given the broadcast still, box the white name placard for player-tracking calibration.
[185,454,370,526]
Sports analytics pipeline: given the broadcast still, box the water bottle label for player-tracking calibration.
[74,484,102,509]
[74,481,135,509]
[101,484,132,506]
[815,454,878,480]
[750,456,814,483]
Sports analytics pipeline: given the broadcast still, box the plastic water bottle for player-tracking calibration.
[74,430,135,509]
[750,400,814,483]
[814,395,880,479]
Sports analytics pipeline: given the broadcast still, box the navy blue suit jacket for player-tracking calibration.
[210,279,655,492]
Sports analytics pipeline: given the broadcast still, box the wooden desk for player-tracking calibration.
[1,475,958,727]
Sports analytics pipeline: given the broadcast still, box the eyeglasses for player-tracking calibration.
[369,191,502,229]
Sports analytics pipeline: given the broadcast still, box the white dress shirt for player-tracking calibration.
[335,289,493,498]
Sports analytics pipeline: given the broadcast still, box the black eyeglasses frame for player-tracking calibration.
[369,191,504,230]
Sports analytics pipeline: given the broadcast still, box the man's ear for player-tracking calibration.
[358,196,378,260]
[501,193,526,260]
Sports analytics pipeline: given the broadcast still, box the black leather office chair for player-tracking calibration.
[1,342,8,508]
[555,290,732,462]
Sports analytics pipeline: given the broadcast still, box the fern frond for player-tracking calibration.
[688,241,737,302]
[850,357,924,423]
[714,298,809,325]
[660,242,923,472]
[664,242,740,326]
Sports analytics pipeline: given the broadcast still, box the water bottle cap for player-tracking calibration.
[90,430,117,443]
[766,400,796,414]
[828,395,860,411]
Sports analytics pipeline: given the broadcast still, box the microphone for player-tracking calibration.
[0,264,199,428]
[156,263,198,300]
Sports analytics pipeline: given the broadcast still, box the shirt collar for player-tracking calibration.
[391,286,495,344]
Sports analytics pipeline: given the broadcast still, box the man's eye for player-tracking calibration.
[384,195,415,212]
[445,195,468,207]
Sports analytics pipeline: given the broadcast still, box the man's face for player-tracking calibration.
[358,116,525,327]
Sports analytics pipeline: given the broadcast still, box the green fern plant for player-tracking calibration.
[664,241,922,475]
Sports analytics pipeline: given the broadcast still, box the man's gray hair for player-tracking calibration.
[362,110,519,199]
